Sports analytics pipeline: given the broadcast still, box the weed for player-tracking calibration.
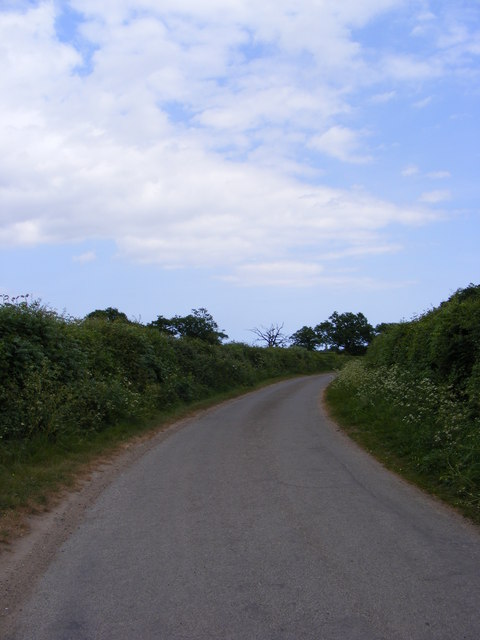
[326,360,480,523]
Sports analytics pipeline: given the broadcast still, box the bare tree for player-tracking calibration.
[251,323,287,348]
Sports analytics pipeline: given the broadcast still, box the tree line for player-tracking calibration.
[87,305,376,356]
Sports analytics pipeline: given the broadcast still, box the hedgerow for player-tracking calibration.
[0,297,340,443]
[326,284,480,521]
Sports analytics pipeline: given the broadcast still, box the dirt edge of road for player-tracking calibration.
[0,378,298,633]
[0,407,206,633]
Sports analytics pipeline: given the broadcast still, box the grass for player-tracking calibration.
[324,365,480,526]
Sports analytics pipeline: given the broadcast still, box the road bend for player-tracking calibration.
[3,375,480,639]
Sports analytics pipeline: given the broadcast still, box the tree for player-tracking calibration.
[289,326,319,351]
[315,311,374,355]
[314,320,332,351]
[85,307,130,323]
[149,308,228,344]
[251,323,287,348]
[374,322,399,336]
[173,308,228,344]
[148,315,177,336]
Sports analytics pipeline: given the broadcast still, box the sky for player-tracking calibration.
[0,0,479,342]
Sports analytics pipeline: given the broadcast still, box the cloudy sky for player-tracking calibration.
[1,0,479,341]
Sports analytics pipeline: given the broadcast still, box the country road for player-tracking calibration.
[2,374,480,639]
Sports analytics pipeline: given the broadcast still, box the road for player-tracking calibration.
[3,375,480,639]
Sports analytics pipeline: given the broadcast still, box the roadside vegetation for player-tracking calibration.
[326,284,480,523]
[0,296,343,539]
[3,284,478,537]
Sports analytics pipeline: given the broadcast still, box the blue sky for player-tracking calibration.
[1,0,479,341]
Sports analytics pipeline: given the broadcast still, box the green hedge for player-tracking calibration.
[367,284,480,416]
[326,284,480,522]
[0,300,340,442]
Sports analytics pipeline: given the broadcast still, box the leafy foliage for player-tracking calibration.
[85,307,131,323]
[0,298,341,444]
[367,284,480,412]
[289,312,374,354]
[326,284,480,522]
[316,311,374,355]
[149,308,228,344]
[289,326,319,351]
[328,359,480,521]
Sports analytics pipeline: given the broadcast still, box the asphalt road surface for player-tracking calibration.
[4,375,480,639]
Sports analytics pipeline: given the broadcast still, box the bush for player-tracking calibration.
[367,284,480,406]
[0,298,341,443]
[329,285,480,522]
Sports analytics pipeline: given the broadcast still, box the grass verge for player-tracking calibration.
[324,378,480,526]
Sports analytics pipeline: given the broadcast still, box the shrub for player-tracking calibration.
[330,357,480,519]
[0,298,341,443]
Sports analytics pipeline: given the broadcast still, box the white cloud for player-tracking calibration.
[309,126,372,164]
[437,23,471,50]
[73,251,96,263]
[322,243,403,260]
[411,11,436,37]
[401,165,420,177]
[413,96,432,109]
[222,263,408,289]
[370,91,396,104]
[223,261,324,287]
[427,170,451,179]
[382,54,443,80]
[402,167,451,181]
[0,0,469,287]
[417,11,436,23]
[410,6,480,73]
[419,190,451,204]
